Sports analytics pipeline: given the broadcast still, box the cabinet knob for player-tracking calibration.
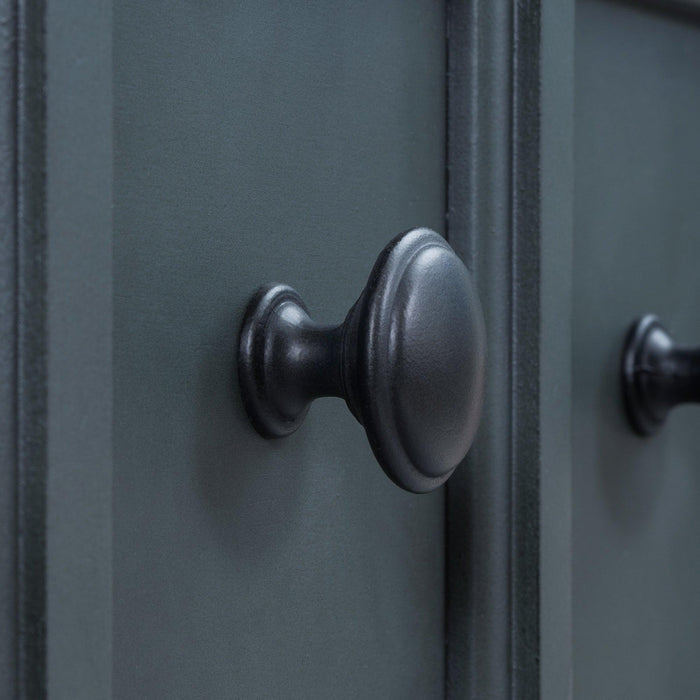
[238,228,486,492]
[622,314,700,435]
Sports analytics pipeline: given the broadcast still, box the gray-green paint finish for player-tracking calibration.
[574,1,700,697]
[539,1,574,698]
[45,0,113,698]
[113,2,445,697]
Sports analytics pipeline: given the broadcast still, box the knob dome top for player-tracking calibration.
[347,228,486,492]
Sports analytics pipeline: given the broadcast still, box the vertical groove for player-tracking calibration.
[16,0,47,696]
[510,2,541,697]
[0,0,18,696]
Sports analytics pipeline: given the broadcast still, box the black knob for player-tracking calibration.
[238,228,486,493]
[622,314,700,435]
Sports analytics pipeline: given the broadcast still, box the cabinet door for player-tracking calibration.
[4,1,576,698]
[574,1,700,697]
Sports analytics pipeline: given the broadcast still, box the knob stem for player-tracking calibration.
[663,346,700,406]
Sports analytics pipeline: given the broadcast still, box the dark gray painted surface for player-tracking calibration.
[13,0,49,697]
[0,0,17,694]
[574,1,700,697]
[113,2,446,697]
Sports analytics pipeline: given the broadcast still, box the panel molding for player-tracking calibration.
[446,1,574,697]
[2,2,114,697]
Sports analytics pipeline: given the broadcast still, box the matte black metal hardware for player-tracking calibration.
[622,315,700,435]
[238,228,486,493]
